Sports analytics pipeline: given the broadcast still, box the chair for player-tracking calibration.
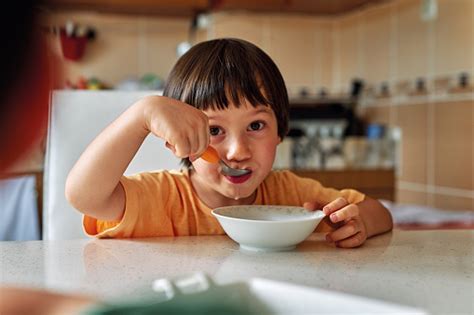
[43,91,181,240]
[0,175,40,240]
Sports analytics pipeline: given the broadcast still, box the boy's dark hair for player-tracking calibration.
[163,38,289,168]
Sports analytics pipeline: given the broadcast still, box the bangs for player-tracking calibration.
[182,70,272,111]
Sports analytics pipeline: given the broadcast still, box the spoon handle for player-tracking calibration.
[199,146,220,164]
[165,142,220,164]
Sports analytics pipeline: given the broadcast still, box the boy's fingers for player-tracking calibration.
[201,132,210,156]
[166,139,191,158]
[330,204,359,223]
[165,142,176,153]
[188,134,199,157]
[303,201,321,211]
[335,231,366,248]
[197,124,209,155]
[191,134,209,161]
[191,124,210,161]
[323,216,344,230]
[323,197,348,216]
[326,219,359,242]
[174,139,192,158]
[303,202,312,210]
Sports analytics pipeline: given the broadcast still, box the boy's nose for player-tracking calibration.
[224,135,252,162]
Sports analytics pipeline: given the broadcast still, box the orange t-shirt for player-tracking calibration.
[83,169,365,238]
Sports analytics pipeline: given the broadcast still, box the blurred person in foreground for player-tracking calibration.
[0,1,51,173]
[0,2,96,315]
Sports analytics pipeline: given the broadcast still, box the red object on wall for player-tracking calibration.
[60,30,87,61]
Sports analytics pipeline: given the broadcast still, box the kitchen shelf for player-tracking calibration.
[289,101,354,120]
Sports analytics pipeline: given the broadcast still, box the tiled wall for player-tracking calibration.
[334,0,474,91]
[361,97,473,211]
[335,0,474,211]
[44,12,190,86]
[203,12,335,97]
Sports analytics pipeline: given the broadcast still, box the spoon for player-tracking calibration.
[165,142,250,176]
[200,146,251,177]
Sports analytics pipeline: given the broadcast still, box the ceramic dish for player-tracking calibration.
[150,273,428,314]
[211,205,325,251]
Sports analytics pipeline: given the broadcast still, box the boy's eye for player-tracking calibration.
[248,121,265,131]
[209,126,222,136]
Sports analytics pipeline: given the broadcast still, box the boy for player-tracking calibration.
[66,38,392,248]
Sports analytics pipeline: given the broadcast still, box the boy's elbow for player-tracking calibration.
[65,176,124,221]
[64,175,85,214]
[65,174,95,215]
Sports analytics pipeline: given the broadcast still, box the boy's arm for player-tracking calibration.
[65,96,210,221]
[65,99,150,221]
[357,196,393,238]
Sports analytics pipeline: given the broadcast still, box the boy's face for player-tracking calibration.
[190,100,281,207]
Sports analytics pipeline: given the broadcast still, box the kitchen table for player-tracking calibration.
[1,230,473,314]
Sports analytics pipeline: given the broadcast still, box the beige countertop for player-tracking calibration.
[1,230,473,314]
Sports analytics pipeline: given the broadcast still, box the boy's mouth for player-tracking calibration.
[224,171,252,184]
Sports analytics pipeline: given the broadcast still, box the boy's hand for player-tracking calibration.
[322,197,368,248]
[142,96,210,159]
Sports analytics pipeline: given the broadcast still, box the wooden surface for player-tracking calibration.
[292,168,395,201]
[42,0,385,17]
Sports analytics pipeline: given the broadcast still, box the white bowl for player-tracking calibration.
[212,205,325,252]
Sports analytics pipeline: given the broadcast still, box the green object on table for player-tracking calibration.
[83,282,269,315]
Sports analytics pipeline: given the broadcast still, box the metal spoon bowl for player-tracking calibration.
[166,143,251,177]
[218,160,251,177]
[200,147,251,177]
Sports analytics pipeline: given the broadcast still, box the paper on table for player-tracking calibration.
[381,199,474,227]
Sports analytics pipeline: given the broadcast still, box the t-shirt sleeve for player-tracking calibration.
[82,173,175,238]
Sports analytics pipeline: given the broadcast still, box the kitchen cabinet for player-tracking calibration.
[292,168,395,201]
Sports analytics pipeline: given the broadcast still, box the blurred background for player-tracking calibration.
[2,0,473,240]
